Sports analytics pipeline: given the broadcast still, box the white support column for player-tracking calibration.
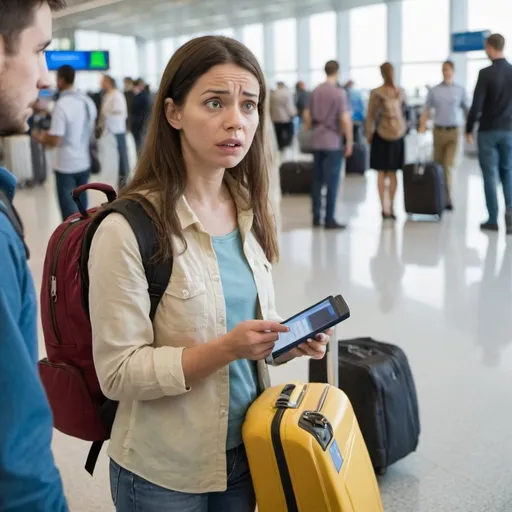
[450,0,468,90]
[263,21,275,86]
[233,26,244,42]
[337,10,351,83]
[297,16,310,85]
[387,0,403,85]
[135,37,148,82]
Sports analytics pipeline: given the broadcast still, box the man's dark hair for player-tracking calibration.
[0,0,66,55]
[325,60,340,77]
[487,33,505,52]
[57,64,75,86]
[103,75,117,89]
[443,60,455,70]
[134,78,145,87]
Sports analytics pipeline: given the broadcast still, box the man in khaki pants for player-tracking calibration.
[420,60,469,210]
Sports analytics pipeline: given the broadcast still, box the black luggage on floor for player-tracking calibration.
[309,337,420,473]
[280,161,313,195]
[346,143,368,174]
[30,136,47,185]
[402,161,445,216]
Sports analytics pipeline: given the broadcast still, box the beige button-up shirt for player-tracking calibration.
[88,183,281,493]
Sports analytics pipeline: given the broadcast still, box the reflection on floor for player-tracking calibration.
[14,154,512,512]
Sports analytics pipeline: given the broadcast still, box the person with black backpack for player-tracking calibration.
[0,1,69,511]
[86,36,330,512]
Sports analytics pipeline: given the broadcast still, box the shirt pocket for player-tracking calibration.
[163,277,208,332]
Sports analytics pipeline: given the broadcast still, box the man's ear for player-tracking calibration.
[165,98,182,130]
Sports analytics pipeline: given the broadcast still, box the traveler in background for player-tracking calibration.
[303,60,353,229]
[123,76,135,131]
[344,79,366,143]
[419,60,469,211]
[88,35,330,512]
[0,1,69,511]
[131,78,152,155]
[295,80,309,122]
[100,75,130,189]
[466,33,512,234]
[366,62,408,220]
[270,81,297,151]
[37,65,97,220]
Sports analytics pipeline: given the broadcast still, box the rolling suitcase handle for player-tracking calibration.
[326,327,339,388]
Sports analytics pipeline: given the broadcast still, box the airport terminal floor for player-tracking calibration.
[15,144,512,512]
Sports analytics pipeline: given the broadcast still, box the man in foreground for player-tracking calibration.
[0,1,69,510]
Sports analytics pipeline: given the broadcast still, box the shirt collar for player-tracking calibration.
[0,166,17,201]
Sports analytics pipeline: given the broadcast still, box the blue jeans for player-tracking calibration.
[312,150,343,224]
[110,445,256,512]
[54,169,90,221]
[115,133,130,189]
[478,130,512,223]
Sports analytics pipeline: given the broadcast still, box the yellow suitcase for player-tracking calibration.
[243,381,384,512]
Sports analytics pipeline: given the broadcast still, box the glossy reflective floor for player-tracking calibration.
[15,146,512,511]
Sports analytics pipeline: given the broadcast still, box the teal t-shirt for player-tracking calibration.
[212,228,259,450]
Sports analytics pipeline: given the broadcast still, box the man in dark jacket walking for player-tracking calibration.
[466,33,512,234]
[0,1,69,511]
[131,78,152,155]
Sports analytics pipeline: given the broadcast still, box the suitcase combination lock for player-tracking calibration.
[299,411,334,450]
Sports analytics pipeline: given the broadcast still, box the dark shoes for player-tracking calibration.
[480,221,499,232]
[445,204,454,211]
[313,218,346,230]
[325,221,347,230]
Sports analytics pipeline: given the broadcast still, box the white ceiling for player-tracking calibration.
[53,0,385,40]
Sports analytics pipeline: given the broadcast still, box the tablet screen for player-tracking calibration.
[273,298,337,354]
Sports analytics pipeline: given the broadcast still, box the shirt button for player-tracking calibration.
[219,317,225,325]
[182,289,190,298]
[220,408,227,417]
[213,275,220,282]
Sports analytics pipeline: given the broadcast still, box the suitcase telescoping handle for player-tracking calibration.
[326,327,339,388]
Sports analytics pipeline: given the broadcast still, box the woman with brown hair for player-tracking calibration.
[366,62,408,219]
[87,36,330,512]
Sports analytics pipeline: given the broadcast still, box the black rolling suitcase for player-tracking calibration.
[30,136,47,185]
[346,143,368,174]
[309,337,420,474]
[280,161,313,195]
[403,160,445,217]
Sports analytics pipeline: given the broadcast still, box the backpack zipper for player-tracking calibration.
[49,220,81,344]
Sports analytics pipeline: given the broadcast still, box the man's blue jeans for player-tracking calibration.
[312,150,343,224]
[54,169,90,221]
[110,445,256,512]
[477,130,512,223]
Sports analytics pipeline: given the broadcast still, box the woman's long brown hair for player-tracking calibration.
[119,36,279,263]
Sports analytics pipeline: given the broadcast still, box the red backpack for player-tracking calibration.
[38,183,173,475]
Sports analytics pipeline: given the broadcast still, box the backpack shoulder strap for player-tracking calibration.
[0,189,30,260]
[82,197,172,321]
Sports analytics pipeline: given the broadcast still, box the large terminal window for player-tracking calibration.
[349,4,387,91]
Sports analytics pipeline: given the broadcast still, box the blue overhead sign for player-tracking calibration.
[45,51,110,71]
[452,31,491,53]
